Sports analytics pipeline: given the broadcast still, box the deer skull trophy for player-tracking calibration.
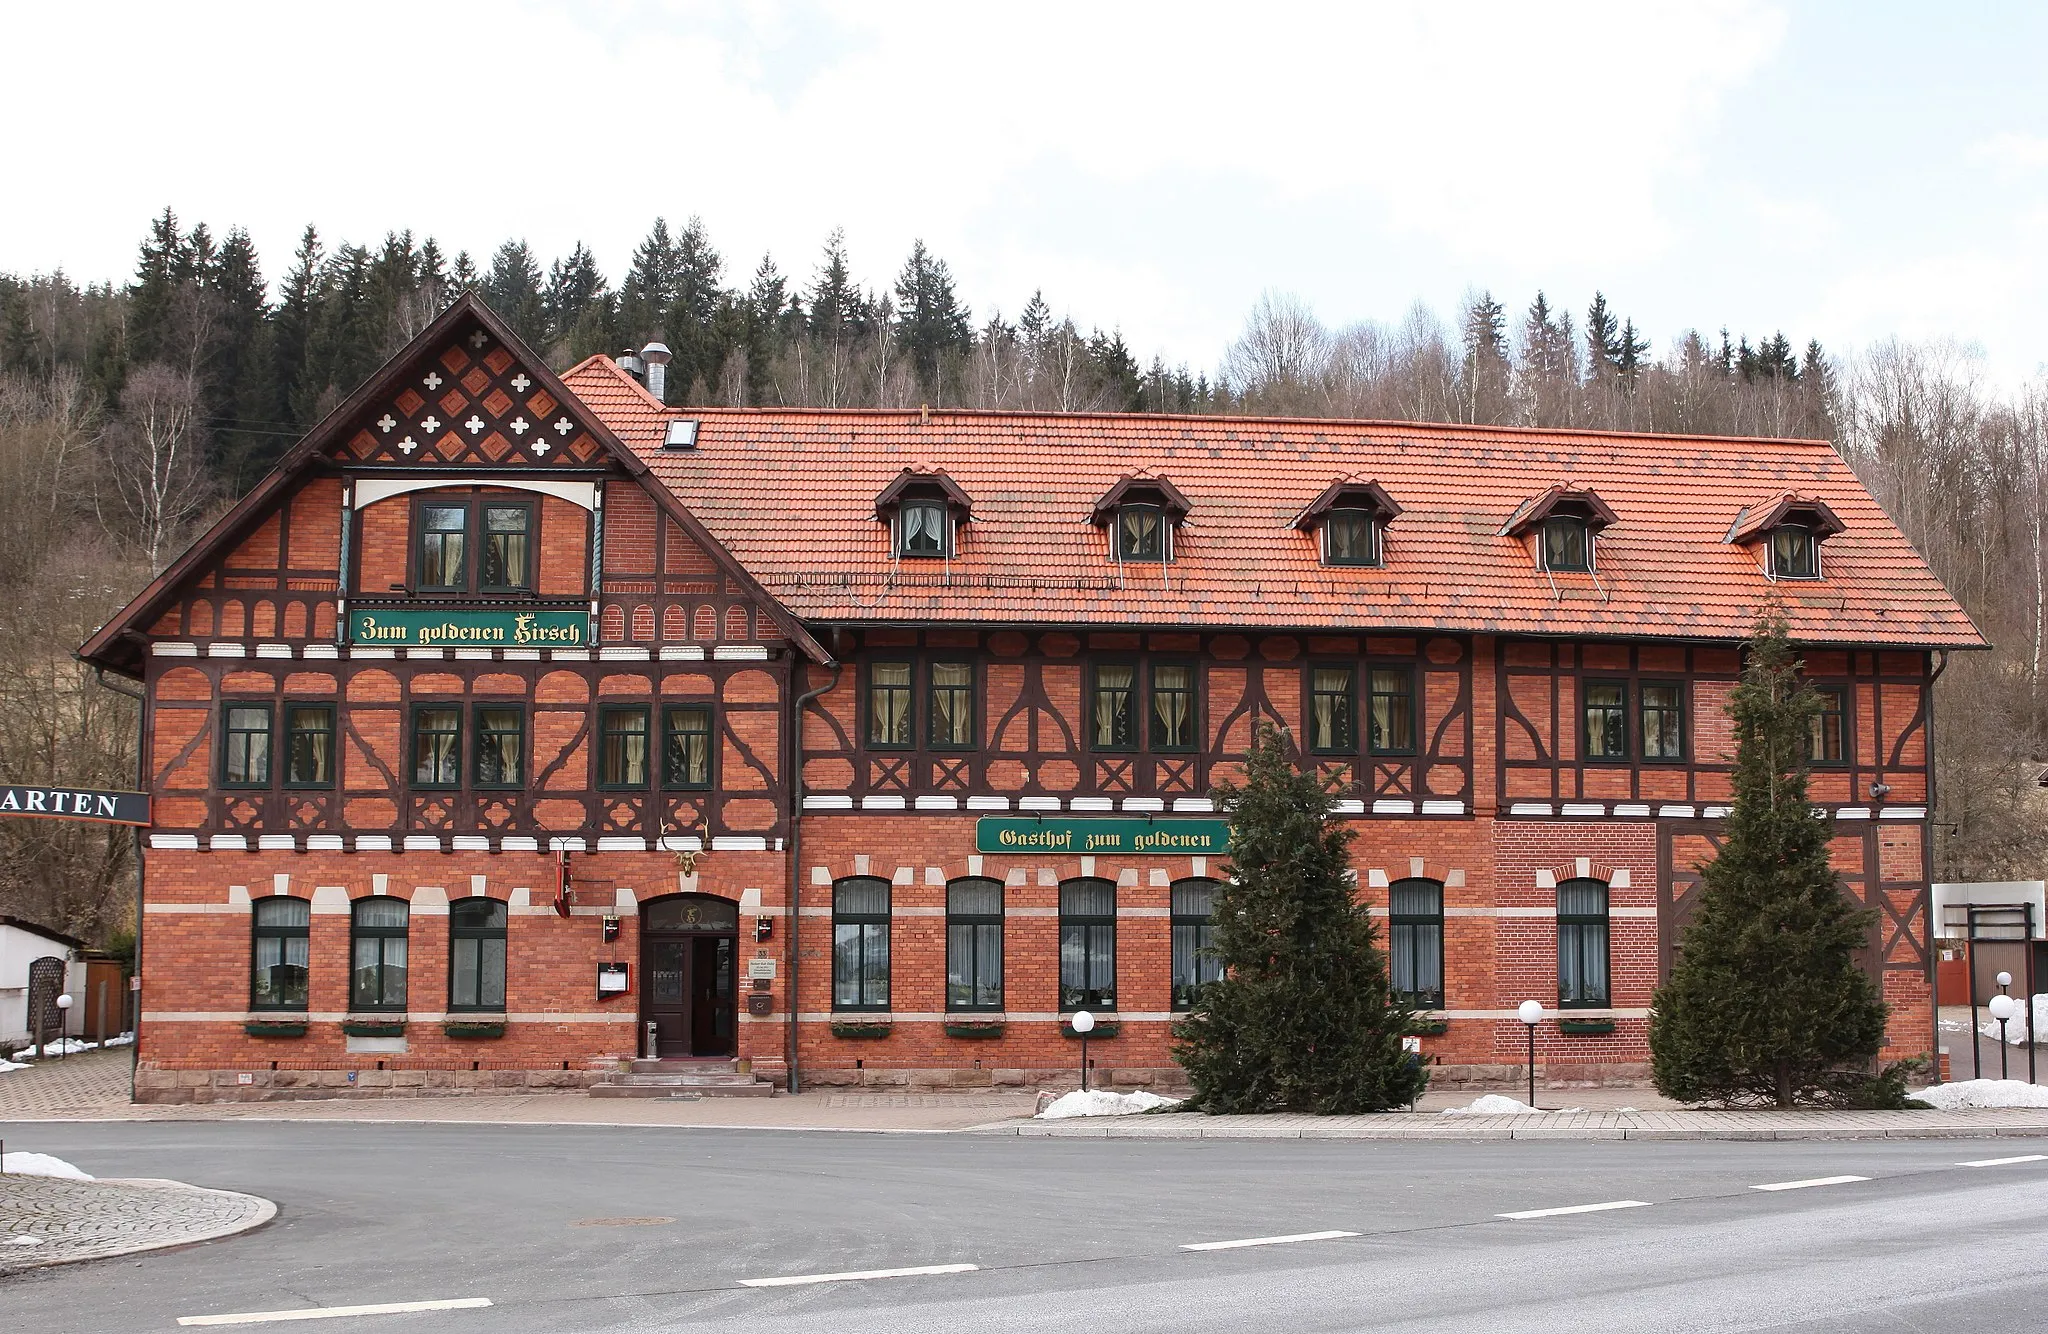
[662,819,703,877]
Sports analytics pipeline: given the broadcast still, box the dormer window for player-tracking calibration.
[1504,484,1617,575]
[875,466,971,561]
[1728,493,1842,582]
[1294,477,1400,569]
[1770,524,1820,580]
[899,500,947,558]
[1092,472,1190,566]
[1542,517,1589,572]
[1118,505,1165,561]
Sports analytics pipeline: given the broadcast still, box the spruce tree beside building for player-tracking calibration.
[1173,725,1427,1114]
[1649,616,1902,1108]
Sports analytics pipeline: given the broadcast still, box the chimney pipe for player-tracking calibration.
[641,342,673,405]
[614,346,647,384]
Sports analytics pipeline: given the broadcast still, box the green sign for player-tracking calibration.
[349,608,590,648]
[975,816,1230,856]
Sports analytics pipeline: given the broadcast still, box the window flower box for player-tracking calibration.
[443,1020,506,1040]
[1062,1021,1119,1040]
[944,1021,1006,1040]
[831,1022,892,1040]
[340,1019,407,1038]
[245,1020,308,1038]
[1407,1019,1449,1037]
[1558,1018,1615,1036]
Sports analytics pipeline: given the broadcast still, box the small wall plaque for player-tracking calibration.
[597,962,630,998]
[747,958,777,981]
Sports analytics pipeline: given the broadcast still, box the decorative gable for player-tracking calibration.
[1726,492,1846,546]
[335,324,605,469]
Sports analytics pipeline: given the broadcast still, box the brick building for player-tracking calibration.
[80,295,1981,1102]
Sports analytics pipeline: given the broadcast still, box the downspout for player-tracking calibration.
[786,640,843,1095]
[93,663,146,1103]
[1924,648,1949,1081]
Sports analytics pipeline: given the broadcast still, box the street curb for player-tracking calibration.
[2,1178,277,1271]
[972,1121,2048,1142]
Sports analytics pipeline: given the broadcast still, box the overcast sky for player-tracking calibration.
[8,2,2044,385]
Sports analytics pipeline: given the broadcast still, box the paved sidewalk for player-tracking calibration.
[0,1174,275,1273]
[986,1106,2048,1140]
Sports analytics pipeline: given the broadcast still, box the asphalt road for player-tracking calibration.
[3,1121,2046,1332]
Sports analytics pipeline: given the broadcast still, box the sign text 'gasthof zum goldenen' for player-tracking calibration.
[973,817,1230,856]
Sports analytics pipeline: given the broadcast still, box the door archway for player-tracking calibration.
[639,894,738,1058]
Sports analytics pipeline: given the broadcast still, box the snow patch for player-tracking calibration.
[0,1058,29,1074]
[1035,1090,1181,1119]
[2,1152,93,1180]
[1977,996,2048,1046]
[12,1038,97,1057]
[1910,1079,2048,1110]
[1441,1094,1584,1115]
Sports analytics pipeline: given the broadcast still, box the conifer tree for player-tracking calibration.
[1649,616,1897,1108]
[892,239,971,396]
[483,239,547,346]
[1172,725,1426,1114]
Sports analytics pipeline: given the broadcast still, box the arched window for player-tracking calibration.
[350,897,409,1012]
[832,876,891,1011]
[945,877,1004,1012]
[1170,878,1223,1011]
[1388,878,1444,1009]
[251,897,311,1010]
[449,898,508,1012]
[1059,878,1117,1011]
[1557,879,1610,1008]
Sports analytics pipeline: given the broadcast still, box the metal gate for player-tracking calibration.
[26,955,64,1045]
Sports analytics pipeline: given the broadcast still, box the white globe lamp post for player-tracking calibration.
[55,994,73,1059]
[1517,1000,1545,1108]
[1990,993,2018,1081]
[1070,1010,1096,1091]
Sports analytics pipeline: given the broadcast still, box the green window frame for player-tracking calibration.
[1310,665,1357,754]
[416,502,469,591]
[222,703,273,788]
[283,704,335,788]
[1091,663,1137,751]
[1542,516,1590,572]
[599,707,651,788]
[1583,680,1628,761]
[866,661,914,749]
[1389,877,1444,1009]
[1149,662,1197,752]
[479,502,533,591]
[898,500,947,557]
[1368,665,1415,756]
[349,896,409,1012]
[473,705,524,789]
[1059,877,1117,1011]
[1771,525,1820,580]
[1557,878,1610,1008]
[928,661,976,750]
[251,896,310,1011]
[1639,682,1684,762]
[410,705,462,789]
[1170,877,1223,1011]
[945,877,1004,1013]
[448,897,508,1012]
[1809,685,1848,765]
[662,705,713,789]
[832,876,891,1012]
[1322,510,1379,566]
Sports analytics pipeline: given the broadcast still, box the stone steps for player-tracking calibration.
[589,1059,774,1098]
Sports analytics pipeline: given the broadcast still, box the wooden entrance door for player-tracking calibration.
[639,895,739,1058]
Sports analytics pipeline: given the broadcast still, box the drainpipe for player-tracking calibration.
[93,664,147,1102]
[1925,648,1949,1081]
[786,642,843,1095]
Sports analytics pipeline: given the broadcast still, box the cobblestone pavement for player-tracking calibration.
[0,1174,274,1273]
[0,1048,132,1118]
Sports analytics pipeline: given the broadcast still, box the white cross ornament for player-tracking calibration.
[554,418,574,435]
[465,416,486,434]
[376,414,396,433]
[420,415,440,435]
[532,440,550,457]
[509,418,529,436]
[469,330,489,349]
[510,374,531,393]
[423,372,443,390]
[398,436,418,455]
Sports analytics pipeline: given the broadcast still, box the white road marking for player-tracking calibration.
[178,1298,492,1326]
[740,1263,978,1288]
[1497,1200,1652,1220]
[1959,1154,2048,1168]
[1750,1175,1871,1192]
[1181,1229,1361,1251]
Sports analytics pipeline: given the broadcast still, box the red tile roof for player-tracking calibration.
[562,356,1984,649]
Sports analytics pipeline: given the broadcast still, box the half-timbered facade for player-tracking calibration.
[81,294,1980,1101]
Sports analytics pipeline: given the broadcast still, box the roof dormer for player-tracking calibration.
[1293,476,1402,567]
[1091,471,1190,564]
[1504,484,1618,573]
[1727,492,1843,581]
[875,465,972,559]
